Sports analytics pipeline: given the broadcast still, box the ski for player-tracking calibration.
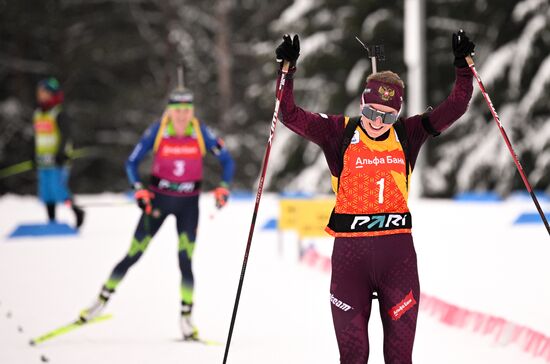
[29,314,113,346]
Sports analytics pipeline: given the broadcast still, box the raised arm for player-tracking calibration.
[405,30,475,167]
[275,34,345,148]
[277,69,345,147]
[425,29,475,132]
[429,67,473,133]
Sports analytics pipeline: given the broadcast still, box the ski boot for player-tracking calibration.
[73,206,85,229]
[73,205,85,229]
[65,199,85,229]
[180,303,199,341]
[79,286,113,322]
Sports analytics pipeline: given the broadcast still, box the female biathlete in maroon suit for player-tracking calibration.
[275,30,475,363]
[80,88,234,341]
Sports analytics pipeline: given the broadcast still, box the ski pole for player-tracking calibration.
[466,56,550,237]
[222,61,290,363]
[0,147,97,180]
[0,161,33,179]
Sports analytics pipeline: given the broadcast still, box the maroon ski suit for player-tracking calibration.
[277,66,473,363]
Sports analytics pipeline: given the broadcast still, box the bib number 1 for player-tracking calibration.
[376,178,385,204]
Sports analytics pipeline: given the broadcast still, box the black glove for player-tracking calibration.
[452,29,475,68]
[275,34,300,66]
[133,183,154,215]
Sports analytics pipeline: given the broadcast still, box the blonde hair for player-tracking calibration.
[366,71,404,89]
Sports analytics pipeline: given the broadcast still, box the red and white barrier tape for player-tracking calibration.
[300,248,550,361]
[420,293,550,362]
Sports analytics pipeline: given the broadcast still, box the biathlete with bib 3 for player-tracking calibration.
[79,87,234,341]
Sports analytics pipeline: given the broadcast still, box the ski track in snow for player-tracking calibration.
[0,193,549,364]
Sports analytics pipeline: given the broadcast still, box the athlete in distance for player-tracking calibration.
[32,78,85,228]
[79,87,234,341]
[275,30,475,363]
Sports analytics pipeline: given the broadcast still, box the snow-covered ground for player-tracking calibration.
[0,193,549,364]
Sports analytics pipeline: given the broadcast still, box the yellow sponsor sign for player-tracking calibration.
[279,197,335,238]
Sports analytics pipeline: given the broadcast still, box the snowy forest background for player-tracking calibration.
[1,0,549,197]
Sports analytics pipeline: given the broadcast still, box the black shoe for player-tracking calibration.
[73,205,85,229]
[46,203,56,221]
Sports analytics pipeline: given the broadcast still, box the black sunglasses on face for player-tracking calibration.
[361,106,399,125]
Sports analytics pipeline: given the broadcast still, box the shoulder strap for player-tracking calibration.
[393,119,410,190]
[49,105,63,119]
[341,116,361,165]
[153,112,170,152]
[333,116,361,192]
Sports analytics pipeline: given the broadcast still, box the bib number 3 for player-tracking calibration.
[173,161,185,177]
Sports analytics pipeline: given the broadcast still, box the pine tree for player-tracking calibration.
[423,0,550,196]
